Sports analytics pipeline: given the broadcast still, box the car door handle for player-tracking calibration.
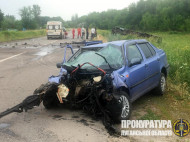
[145,64,148,68]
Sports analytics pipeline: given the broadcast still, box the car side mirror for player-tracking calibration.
[56,63,62,68]
[129,58,141,67]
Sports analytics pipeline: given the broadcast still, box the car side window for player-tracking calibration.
[138,43,152,58]
[147,43,156,56]
[127,45,143,63]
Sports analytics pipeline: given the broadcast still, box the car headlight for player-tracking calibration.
[57,84,69,103]
[93,76,102,83]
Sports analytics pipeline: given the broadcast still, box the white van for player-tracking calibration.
[46,21,63,39]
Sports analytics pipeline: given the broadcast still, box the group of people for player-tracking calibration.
[72,27,97,39]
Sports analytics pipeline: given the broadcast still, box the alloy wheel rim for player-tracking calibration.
[119,96,130,118]
[161,75,166,92]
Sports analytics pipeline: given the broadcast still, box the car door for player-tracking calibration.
[125,44,149,101]
[137,43,160,90]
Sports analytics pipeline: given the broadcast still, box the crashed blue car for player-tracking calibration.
[47,39,169,122]
[0,39,169,133]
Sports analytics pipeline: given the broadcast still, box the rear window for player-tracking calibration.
[48,25,60,30]
[55,25,60,29]
[48,25,53,30]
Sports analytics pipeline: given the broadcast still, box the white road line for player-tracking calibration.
[0,52,25,63]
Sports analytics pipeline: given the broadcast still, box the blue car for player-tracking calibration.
[45,39,169,123]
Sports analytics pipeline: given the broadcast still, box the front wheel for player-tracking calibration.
[106,91,131,123]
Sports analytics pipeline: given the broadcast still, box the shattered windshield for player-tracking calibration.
[64,44,124,70]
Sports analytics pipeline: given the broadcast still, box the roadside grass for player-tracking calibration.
[139,109,161,120]
[0,30,46,42]
[97,30,190,121]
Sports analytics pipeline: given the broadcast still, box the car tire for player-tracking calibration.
[106,91,131,123]
[43,93,59,109]
[154,73,166,95]
[42,85,59,109]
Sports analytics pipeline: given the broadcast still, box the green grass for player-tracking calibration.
[0,30,46,42]
[139,109,161,120]
[97,30,190,121]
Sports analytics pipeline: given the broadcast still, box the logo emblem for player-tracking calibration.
[173,119,189,137]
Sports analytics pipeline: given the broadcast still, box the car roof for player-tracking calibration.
[83,39,148,49]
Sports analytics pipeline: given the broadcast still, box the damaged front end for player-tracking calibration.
[0,43,131,135]
[46,64,128,134]
[44,44,131,134]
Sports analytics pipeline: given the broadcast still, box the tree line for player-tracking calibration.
[0,5,67,31]
[68,0,190,31]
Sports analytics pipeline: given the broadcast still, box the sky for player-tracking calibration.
[0,0,139,21]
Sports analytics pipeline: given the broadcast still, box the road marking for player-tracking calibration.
[0,52,25,63]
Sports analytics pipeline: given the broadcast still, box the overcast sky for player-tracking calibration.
[0,0,139,20]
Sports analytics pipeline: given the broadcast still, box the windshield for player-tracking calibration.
[64,44,124,70]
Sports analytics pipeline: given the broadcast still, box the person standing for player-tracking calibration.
[91,27,95,39]
[72,28,75,39]
[95,27,97,37]
[81,27,85,39]
[77,27,81,38]
[86,27,89,39]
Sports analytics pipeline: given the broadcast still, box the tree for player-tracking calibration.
[19,6,34,29]
[0,9,4,28]
[71,14,78,27]
[19,5,41,29]
[32,5,41,27]
[2,15,16,30]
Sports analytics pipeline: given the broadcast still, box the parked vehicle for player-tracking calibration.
[46,21,64,39]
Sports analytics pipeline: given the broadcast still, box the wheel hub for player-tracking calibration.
[161,76,166,92]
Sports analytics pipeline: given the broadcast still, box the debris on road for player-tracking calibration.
[112,26,162,43]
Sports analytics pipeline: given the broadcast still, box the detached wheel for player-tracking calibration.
[106,91,131,123]
[154,73,166,95]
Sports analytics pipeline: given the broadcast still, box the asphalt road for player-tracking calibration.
[0,32,178,142]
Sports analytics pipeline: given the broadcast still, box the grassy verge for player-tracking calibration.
[0,30,46,42]
[96,30,190,121]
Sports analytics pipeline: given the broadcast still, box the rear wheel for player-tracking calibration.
[106,91,131,123]
[154,73,166,95]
